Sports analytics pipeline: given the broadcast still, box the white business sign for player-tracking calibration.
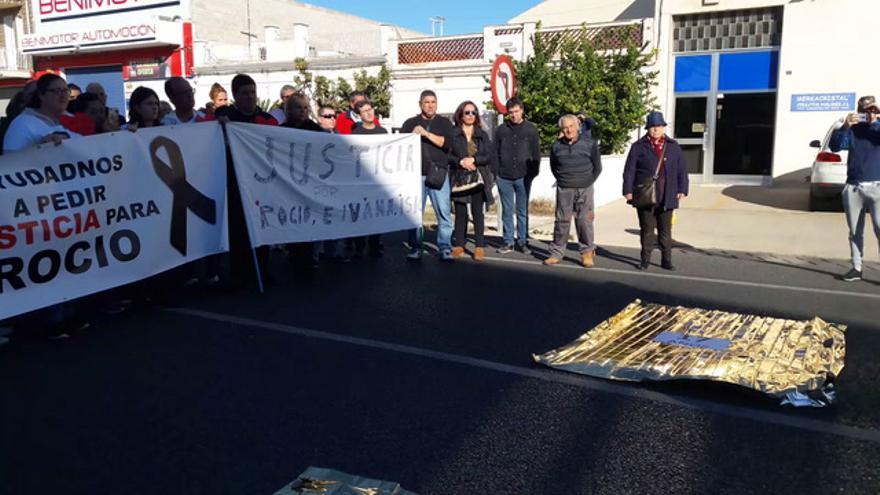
[0,122,228,320]
[25,0,187,53]
[225,123,423,246]
[33,0,185,26]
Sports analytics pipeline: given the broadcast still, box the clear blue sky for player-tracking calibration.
[302,0,544,35]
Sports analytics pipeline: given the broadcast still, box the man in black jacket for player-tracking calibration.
[494,97,541,254]
[545,114,602,268]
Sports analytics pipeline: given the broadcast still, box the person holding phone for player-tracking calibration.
[830,95,880,282]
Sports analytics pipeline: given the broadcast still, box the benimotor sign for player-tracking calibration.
[22,0,188,54]
[34,0,182,24]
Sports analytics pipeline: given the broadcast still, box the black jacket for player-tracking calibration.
[549,135,602,189]
[281,119,324,132]
[494,120,541,180]
[447,125,496,205]
[622,135,689,210]
[401,114,454,176]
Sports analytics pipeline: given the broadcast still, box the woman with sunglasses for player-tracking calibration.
[3,73,79,153]
[447,101,496,261]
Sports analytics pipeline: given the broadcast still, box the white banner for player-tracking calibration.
[225,123,423,246]
[0,122,228,320]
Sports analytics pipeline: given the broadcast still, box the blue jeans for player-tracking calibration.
[408,176,453,252]
[497,176,528,246]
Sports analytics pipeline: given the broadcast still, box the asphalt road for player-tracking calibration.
[3,233,880,494]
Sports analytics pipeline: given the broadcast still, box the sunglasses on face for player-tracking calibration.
[463,110,478,116]
[45,87,71,96]
[320,114,336,119]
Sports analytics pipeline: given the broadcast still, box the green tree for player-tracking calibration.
[293,59,391,117]
[351,64,391,117]
[510,25,658,154]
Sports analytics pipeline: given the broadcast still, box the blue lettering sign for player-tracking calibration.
[791,93,856,112]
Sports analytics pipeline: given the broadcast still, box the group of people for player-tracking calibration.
[399,90,689,271]
[0,70,696,342]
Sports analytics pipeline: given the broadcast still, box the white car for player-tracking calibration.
[809,119,848,211]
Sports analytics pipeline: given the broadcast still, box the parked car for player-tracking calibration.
[809,119,848,211]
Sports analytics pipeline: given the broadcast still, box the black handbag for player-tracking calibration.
[450,168,484,196]
[630,143,667,208]
[419,120,449,190]
[425,160,448,190]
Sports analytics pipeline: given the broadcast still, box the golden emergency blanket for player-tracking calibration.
[534,300,846,406]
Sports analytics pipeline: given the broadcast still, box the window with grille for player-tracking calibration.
[672,7,782,53]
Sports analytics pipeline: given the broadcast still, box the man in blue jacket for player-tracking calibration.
[544,114,602,267]
[830,95,880,282]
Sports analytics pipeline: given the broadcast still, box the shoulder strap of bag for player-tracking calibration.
[652,142,667,180]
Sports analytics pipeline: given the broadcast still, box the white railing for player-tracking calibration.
[0,50,31,72]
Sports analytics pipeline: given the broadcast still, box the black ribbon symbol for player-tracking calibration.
[150,136,217,256]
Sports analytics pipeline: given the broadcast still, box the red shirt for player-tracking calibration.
[335,109,381,135]
[650,135,667,202]
[60,113,96,136]
[650,135,666,158]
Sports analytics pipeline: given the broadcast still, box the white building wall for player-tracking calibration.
[510,0,654,25]
[390,68,490,128]
[657,0,880,179]
[389,26,538,129]
[529,155,626,207]
[772,0,880,178]
[191,0,421,62]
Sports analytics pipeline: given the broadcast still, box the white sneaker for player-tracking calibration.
[406,250,422,261]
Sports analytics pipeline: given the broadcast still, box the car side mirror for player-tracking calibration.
[809,140,821,148]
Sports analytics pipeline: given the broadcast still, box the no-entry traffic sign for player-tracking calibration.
[491,55,517,114]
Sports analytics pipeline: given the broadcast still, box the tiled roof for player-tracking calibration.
[537,22,643,51]
[397,36,484,64]
[494,27,523,36]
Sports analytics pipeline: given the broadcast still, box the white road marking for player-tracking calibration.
[170,307,880,445]
[486,256,880,300]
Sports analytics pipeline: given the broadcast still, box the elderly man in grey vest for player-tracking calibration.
[544,114,603,268]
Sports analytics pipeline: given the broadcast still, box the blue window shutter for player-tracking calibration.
[718,51,779,91]
[674,55,712,93]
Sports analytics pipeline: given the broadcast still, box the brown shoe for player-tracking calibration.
[543,257,562,266]
[451,247,466,259]
[473,247,485,261]
[581,251,595,268]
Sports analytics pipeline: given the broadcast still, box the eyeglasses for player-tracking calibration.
[320,114,336,119]
[463,110,479,116]
[45,87,71,96]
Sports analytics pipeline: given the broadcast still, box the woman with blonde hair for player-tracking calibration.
[209,83,228,109]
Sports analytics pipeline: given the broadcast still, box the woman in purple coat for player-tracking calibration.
[622,111,689,271]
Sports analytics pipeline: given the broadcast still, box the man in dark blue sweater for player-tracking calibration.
[494,97,541,254]
[544,114,602,268]
[830,95,880,281]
